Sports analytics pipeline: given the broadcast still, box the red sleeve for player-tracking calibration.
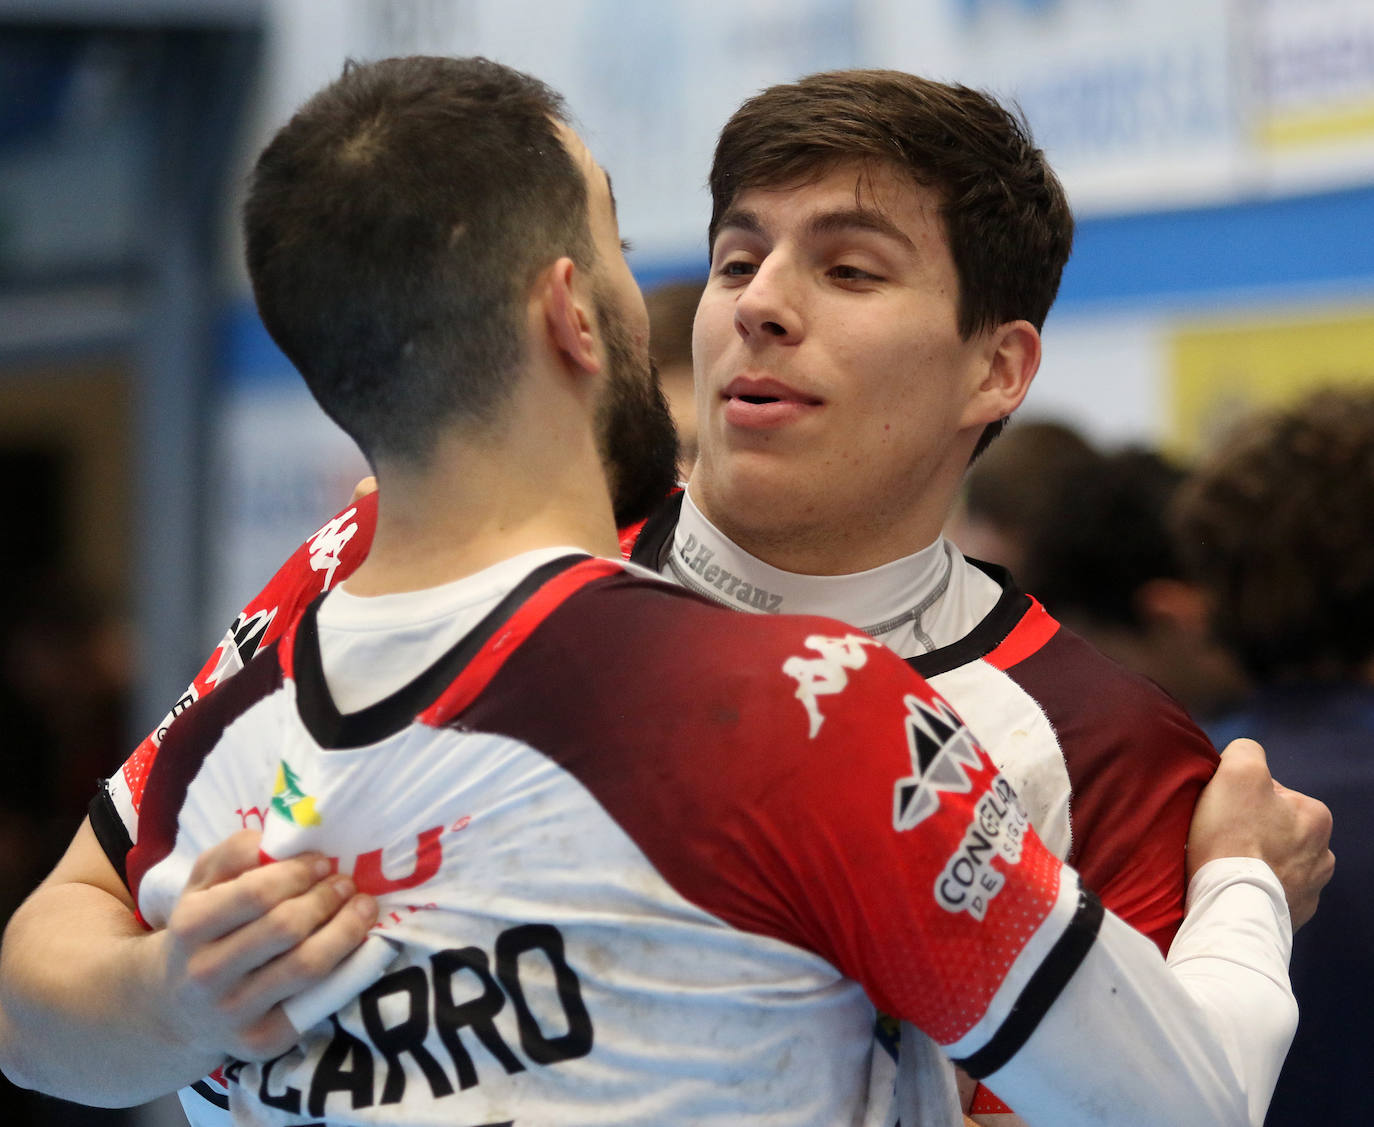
[471,580,1086,1053]
[737,633,1072,1046]
[115,493,377,816]
[1008,625,1218,952]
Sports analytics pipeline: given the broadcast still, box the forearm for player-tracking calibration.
[0,881,221,1106]
[974,862,1293,1127]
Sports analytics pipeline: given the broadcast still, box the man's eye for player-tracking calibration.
[830,264,879,282]
[620,238,634,253]
[720,260,757,277]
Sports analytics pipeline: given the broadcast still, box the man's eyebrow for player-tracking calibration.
[713,205,914,250]
[714,207,765,239]
[807,207,914,249]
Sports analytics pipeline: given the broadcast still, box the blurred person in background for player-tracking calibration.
[964,442,1250,726]
[944,418,1098,583]
[1173,386,1374,1127]
[0,574,133,1126]
[643,277,705,477]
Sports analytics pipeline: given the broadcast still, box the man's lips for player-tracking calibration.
[723,376,822,405]
[721,377,823,430]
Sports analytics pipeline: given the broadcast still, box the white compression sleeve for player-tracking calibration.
[973,861,1295,1127]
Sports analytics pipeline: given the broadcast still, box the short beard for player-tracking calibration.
[594,296,681,528]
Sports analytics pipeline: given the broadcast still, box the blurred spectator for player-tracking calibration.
[1172,387,1374,1127]
[644,278,704,478]
[945,419,1099,582]
[1022,446,1249,724]
[948,423,1248,722]
[0,574,133,1127]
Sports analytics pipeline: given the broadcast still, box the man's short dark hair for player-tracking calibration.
[1173,387,1374,680]
[709,70,1072,338]
[244,55,594,466]
[708,70,1074,459]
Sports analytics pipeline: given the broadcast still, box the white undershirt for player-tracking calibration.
[318,547,589,713]
[664,486,1003,657]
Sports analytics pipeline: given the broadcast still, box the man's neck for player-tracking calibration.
[343,446,620,598]
[664,488,1002,658]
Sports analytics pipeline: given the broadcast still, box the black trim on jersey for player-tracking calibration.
[189,1080,230,1110]
[89,786,133,886]
[293,554,590,749]
[904,558,1035,679]
[951,886,1106,1079]
[627,490,684,571]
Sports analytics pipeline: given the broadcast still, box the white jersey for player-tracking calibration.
[96,509,1297,1126]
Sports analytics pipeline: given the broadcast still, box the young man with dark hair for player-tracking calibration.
[0,61,1332,1127]
[637,71,1229,1119]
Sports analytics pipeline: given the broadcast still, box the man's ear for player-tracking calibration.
[960,320,1041,430]
[541,256,601,375]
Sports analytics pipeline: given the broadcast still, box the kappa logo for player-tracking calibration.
[891,693,986,832]
[782,633,882,738]
[271,760,323,827]
[308,507,359,591]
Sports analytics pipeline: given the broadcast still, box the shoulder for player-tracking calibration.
[1005,616,1218,771]
[482,568,933,783]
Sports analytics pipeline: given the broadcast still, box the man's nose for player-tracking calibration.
[734,258,801,343]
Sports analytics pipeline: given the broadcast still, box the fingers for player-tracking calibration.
[184,874,361,991]
[182,829,267,892]
[1213,737,1271,789]
[227,889,378,1026]
[171,852,334,948]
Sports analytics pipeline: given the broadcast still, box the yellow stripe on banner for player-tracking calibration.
[1258,98,1374,148]
[1168,307,1374,458]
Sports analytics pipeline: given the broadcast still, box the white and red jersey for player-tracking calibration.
[99,552,1094,1125]
[627,490,1221,1121]
[107,497,379,837]
[95,496,1294,1126]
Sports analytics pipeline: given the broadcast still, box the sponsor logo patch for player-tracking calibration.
[271,759,322,827]
[153,685,200,746]
[936,776,1030,921]
[206,606,278,689]
[892,693,984,831]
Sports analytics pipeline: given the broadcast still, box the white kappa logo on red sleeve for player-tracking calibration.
[782,634,881,738]
[308,507,359,591]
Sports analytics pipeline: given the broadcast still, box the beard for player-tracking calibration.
[594,295,681,528]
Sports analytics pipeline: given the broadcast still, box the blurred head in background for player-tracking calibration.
[1017,444,1249,721]
[1173,386,1374,686]
[644,278,705,477]
[945,418,1099,579]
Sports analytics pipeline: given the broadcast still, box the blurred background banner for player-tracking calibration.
[866,0,1243,215]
